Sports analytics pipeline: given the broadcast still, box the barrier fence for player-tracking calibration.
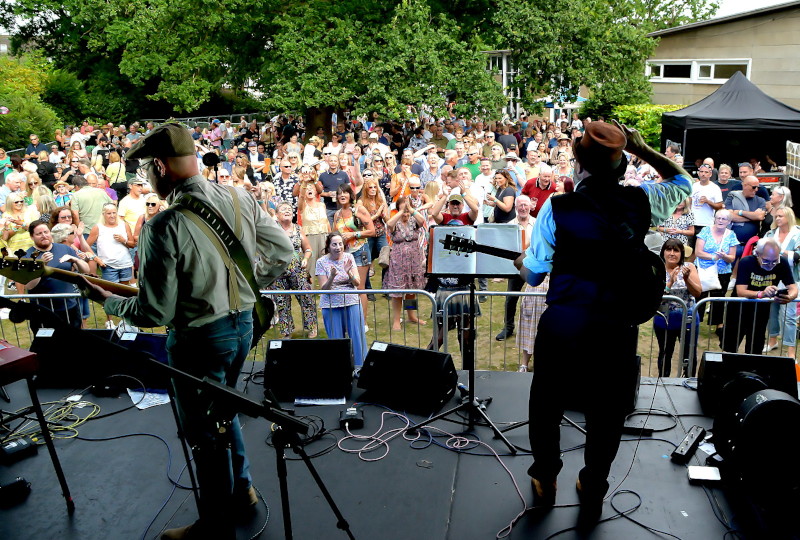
[1,291,796,375]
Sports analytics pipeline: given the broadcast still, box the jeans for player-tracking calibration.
[322,304,367,367]
[768,301,798,347]
[365,233,388,291]
[166,310,253,536]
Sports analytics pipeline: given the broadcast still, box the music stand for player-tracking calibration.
[409,225,522,453]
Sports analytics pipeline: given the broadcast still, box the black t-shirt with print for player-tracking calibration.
[734,254,795,295]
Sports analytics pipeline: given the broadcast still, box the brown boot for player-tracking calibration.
[235,485,258,508]
[161,522,197,539]
[531,477,557,508]
[575,479,603,531]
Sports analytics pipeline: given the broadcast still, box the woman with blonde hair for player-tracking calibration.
[2,193,35,253]
[299,182,330,287]
[764,206,800,357]
[344,132,358,155]
[67,140,87,161]
[105,151,127,185]
[23,173,44,205]
[32,186,57,223]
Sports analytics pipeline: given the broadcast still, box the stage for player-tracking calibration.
[0,367,771,539]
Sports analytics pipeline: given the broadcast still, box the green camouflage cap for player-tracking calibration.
[126,122,196,160]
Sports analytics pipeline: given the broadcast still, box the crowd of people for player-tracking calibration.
[1,111,796,371]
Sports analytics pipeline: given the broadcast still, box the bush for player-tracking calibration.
[612,104,685,148]
[0,91,61,151]
[42,69,87,126]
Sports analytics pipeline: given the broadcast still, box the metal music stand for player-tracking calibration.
[407,225,522,453]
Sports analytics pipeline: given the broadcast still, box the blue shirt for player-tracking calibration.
[522,173,692,285]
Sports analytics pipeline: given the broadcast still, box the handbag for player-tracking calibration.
[698,262,721,292]
[378,245,392,269]
[174,187,274,349]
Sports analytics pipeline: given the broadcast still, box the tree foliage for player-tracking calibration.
[0,0,718,121]
[612,103,684,147]
[0,56,60,149]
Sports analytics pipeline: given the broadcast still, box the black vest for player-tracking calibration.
[547,175,650,311]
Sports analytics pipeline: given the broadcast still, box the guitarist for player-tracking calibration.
[82,123,293,540]
[515,121,691,531]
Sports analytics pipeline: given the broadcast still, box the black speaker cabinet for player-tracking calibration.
[357,342,457,416]
[698,351,798,416]
[264,339,353,402]
[31,328,170,388]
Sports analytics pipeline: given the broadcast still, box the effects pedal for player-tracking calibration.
[671,425,706,464]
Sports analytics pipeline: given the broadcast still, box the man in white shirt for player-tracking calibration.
[691,163,724,249]
[497,195,535,342]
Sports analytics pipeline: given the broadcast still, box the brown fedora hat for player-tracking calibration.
[574,121,626,173]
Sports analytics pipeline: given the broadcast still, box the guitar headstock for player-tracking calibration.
[441,233,476,254]
[0,256,47,284]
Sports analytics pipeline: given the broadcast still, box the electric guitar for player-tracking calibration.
[0,255,274,349]
[440,233,522,261]
[0,256,138,297]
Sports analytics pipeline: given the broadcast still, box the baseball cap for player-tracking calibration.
[447,193,464,203]
[126,123,196,160]
[368,133,378,139]
[212,119,221,125]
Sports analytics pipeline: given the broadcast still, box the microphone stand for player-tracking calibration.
[0,297,354,540]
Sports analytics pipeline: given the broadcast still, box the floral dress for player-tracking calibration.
[269,223,317,336]
[383,219,427,297]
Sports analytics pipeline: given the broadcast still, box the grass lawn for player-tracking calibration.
[0,274,772,378]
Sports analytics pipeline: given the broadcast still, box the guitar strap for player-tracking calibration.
[174,187,268,329]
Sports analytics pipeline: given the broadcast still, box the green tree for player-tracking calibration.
[0,56,60,150]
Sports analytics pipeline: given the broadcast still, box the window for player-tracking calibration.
[646,59,751,84]
[714,64,747,79]
[0,44,7,54]
[662,64,691,78]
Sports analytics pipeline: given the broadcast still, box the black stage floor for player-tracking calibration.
[0,367,782,539]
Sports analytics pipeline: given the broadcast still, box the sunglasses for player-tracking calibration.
[281,165,292,168]
[409,186,421,190]
[146,202,159,207]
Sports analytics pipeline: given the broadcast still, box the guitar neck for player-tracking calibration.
[47,267,139,298]
[470,243,522,261]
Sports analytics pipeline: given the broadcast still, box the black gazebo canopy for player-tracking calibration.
[661,72,800,167]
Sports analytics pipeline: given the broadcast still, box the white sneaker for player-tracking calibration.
[364,325,369,333]
[105,320,117,330]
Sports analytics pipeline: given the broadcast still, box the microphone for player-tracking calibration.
[202,152,220,168]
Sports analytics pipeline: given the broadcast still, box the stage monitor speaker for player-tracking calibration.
[357,342,457,416]
[264,339,353,402]
[697,351,797,416]
[30,328,170,389]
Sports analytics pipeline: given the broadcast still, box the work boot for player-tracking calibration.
[161,522,197,539]
[575,478,604,531]
[531,477,557,508]
[235,485,258,508]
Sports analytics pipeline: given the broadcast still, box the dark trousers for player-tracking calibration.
[722,301,770,354]
[502,275,525,332]
[654,318,699,377]
[167,311,254,538]
[528,305,638,497]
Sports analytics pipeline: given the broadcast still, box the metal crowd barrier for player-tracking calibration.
[689,296,800,374]
[4,291,795,376]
